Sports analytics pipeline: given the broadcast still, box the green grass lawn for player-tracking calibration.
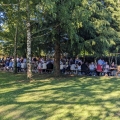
[0,72,120,120]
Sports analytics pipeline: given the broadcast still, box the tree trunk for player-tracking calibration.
[54,40,60,77]
[13,0,20,74]
[83,45,85,62]
[13,26,18,73]
[26,0,32,80]
[115,54,117,65]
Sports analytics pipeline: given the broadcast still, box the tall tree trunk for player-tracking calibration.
[13,26,18,73]
[115,54,117,65]
[26,0,32,80]
[13,0,20,74]
[53,0,63,77]
[54,40,60,77]
[83,45,85,62]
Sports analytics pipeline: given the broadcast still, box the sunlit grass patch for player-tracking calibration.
[0,72,120,120]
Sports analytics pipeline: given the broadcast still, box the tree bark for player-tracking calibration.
[54,40,60,77]
[13,0,20,74]
[115,54,117,65]
[26,0,32,80]
[13,26,18,73]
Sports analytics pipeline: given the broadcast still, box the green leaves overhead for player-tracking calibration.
[0,0,120,56]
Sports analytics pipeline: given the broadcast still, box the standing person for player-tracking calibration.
[37,61,42,74]
[75,57,79,64]
[97,58,103,66]
[21,61,25,72]
[9,59,13,72]
[69,58,73,65]
[23,57,27,63]
[17,60,21,72]
[65,60,71,74]
[17,56,20,62]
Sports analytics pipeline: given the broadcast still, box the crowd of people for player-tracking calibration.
[0,56,54,73]
[0,56,119,76]
[60,57,118,76]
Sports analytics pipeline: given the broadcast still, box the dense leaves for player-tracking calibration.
[0,0,120,76]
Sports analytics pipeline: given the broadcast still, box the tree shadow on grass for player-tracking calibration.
[0,72,120,120]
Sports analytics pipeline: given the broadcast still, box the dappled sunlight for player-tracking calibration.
[0,72,120,119]
[0,105,25,120]
[98,91,120,100]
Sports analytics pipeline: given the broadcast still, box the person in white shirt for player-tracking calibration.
[17,57,20,62]
[89,62,95,71]
[77,62,81,75]
[37,61,42,74]
[21,61,25,72]
[89,62,96,76]
[23,58,27,63]
[42,61,47,73]
[60,63,65,74]
[70,63,77,74]
[103,62,110,76]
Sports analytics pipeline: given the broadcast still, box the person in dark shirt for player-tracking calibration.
[81,62,89,75]
[46,62,53,73]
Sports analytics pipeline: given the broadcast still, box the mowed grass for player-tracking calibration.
[0,72,120,120]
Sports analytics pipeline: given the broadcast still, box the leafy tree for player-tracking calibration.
[74,0,120,58]
[1,0,120,77]
[34,0,88,76]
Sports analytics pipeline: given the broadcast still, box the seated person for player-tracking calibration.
[60,62,65,74]
[70,62,77,74]
[103,62,110,76]
[46,61,53,73]
[81,62,89,75]
[110,62,117,76]
[65,64,71,74]
[42,61,47,73]
[89,62,96,76]
[5,60,9,71]
[77,62,81,75]
[96,64,102,76]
